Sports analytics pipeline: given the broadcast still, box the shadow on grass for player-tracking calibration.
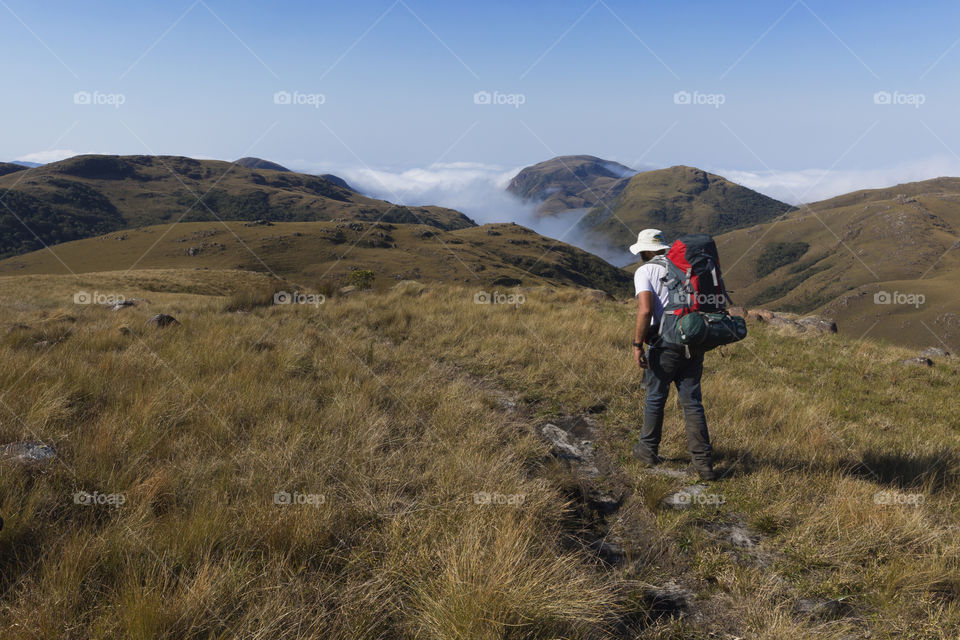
[714,447,960,493]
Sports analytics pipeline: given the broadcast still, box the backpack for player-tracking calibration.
[647,234,747,355]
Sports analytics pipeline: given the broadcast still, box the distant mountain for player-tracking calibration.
[234,157,290,172]
[0,154,474,259]
[0,220,633,296]
[507,155,637,215]
[580,165,795,249]
[716,176,960,347]
[0,163,28,177]
[234,158,357,193]
[318,174,356,193]
[12,161,43,168]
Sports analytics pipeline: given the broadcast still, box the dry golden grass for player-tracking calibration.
[0,270,958,639]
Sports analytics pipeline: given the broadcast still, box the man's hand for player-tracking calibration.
[634,345,648,369]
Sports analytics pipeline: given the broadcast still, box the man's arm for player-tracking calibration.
[634,290,654,369]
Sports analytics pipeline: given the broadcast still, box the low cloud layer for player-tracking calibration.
[327,162,636,265]
[721,156,960,205]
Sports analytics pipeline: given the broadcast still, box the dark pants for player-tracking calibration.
[639,343,713,465]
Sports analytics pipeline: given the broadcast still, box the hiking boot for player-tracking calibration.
[632,443,664,466]
[688,462,717,482]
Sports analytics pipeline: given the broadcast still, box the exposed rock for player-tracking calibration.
[1,442,56,466]
[747,309,775,322]
[794,597,849,621]
[727,306,747,318]
[797,316,838,334]
[540,415,602,477]
[640,581,694,620]
[146,314,179,328]
[700,520,759,549]
[901,356,933,367]
[767,316,804,334]
[339,285,357,296]
[109,300,136,311]
[918,347,950,359]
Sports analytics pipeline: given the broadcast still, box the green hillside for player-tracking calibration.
[580,165,795,249]
[716,177,960,350]
[0,220,633,296]
[0,155,473,259]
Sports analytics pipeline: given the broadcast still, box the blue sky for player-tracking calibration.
[3,0,960,203]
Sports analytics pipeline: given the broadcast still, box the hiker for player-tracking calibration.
[629,229,716,481]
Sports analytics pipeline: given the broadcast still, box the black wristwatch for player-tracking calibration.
[633,342,644,348]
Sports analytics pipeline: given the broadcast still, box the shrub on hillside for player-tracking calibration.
[754,241,810,279]
[349,269,375,291]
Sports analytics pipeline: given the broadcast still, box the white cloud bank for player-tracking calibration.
[720,156,960,205]
[326,161,637,265]
[14,149,80,164]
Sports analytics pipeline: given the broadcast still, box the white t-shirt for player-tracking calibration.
[634,261,670,327]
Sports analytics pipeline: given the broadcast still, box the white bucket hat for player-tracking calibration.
[628,228,671,255]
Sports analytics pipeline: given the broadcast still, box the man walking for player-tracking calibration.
[629,229,716,481]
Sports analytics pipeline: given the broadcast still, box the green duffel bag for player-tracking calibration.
[677,312,747,352]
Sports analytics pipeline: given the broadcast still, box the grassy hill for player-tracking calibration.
[0,155,472,259]
[0,270,957,638]
[507,155,636,215]
[234,156,292,172]
[0,220,633,296]
[0,163,27,178]
[580,166,795,250]
[716,177,960,349]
